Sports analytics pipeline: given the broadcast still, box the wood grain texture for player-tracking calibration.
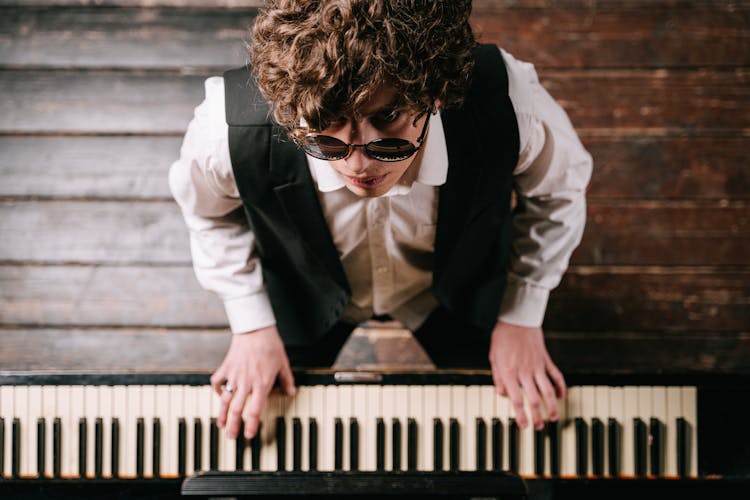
[3,136,748,200]
[0,136,180,199]
[2,70,747,134]
[1,5,747,69]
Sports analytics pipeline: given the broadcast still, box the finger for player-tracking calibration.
[216,382,235,428]
[502,373,528,429]
[520,375,545,431]
[278,360,297,396]
[534,371,559,422]
[490,361,506,396]
[243,381,272,440]
[210,370,227,397]
[225,385,250,440]
[546,358,568,399]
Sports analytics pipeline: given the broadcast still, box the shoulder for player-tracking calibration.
[497,47,540,117]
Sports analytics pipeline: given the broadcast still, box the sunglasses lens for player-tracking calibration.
[302,135,349,160]
[366,139,416,161]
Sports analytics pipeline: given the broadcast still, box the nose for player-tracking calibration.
[342,121,372,173]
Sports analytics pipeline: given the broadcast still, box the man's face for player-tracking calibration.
[319,86,428,197]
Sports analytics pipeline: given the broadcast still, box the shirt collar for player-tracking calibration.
[307,111,449,196]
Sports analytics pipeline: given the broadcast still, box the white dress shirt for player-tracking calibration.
[168,48,593,334]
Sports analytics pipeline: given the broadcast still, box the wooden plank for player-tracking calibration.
[1,6,747,69]
[1,70,746,134]
[0,264,227,327]
[0,327,747,376]
[2,136,747,200]
[1,264,747,332]
[546,267,750,333]
[0,7,254,69]
[583,136,750,200]
[0,136,179,199]
[574,203,750,266]
[0,201,192,263]
[472,7,750,69]
[2,201,747,265]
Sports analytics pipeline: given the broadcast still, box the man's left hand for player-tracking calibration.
[488,321,566,430]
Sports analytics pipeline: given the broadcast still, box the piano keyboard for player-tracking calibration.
[0,381,698,480]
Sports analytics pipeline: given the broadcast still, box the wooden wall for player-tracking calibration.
[1,0,748,376]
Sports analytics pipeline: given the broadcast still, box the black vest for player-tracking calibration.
[224,44,519,346]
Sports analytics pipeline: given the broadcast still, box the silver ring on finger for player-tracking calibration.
[223,382,235,395]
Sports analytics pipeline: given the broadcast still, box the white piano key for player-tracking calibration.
[57,386,75,478]
[125,385,141,478]
[464,386,481,471]
[296,387,313,472]
[1,385,13,477]
[197,386,213,473]
[154,385,172,477]
[320,385,337,471]
[595,386,610,476]
[338,385,352,471]
[14,386,30,477]
[436,386,451,472]
[112,386,128,477]
[407,385,423,472]
[352,386,368,471]
[651,386,668,477]
[665,387,682,477]
[561,386,581,477]
[285,391,297,472]
[681,386,698,477]
[28,386,42,477]
[84,386,99,478]
[141,385,155,477]
[421,385,438,471]
[98,385,113,478]
[364,385,381,472]
[638,386,652,475]
[622,386,639,477]
[478,386,495,472]
[182,386,195,475]
[381,385,395,472]
[393,386,408,471]
[609,386,624,477]
[551,393,566,477]
[580,386,595,477]
[519,392,535,476]
[309,386,327,471]
[494,392,510,473]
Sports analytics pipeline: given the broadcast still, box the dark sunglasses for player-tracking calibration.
[295,110,431,162]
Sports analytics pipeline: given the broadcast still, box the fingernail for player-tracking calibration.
[290,387,297,396]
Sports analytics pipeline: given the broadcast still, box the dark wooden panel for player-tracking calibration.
[547,267,750,333]
[0,264,227,326]
[3,201,747,265]
[1,5,747,69]
[473,7,750,69]
[1,264,746,332]
[1,70,746,134]
[583,136,750,200]
[0,201,192,263]
[574,203,750,266]
[0,136,179,198]
[0,7,254,69]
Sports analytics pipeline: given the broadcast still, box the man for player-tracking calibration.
[169,0,592,443]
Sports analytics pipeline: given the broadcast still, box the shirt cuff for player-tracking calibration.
[224,292,277,334]
[497,279,550,328]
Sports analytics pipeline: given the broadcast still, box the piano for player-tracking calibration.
[1,370,748,499]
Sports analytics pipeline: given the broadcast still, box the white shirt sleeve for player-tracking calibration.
[497,48,594,328]
[168,76,277,334]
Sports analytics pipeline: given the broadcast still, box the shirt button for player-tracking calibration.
[376,266,388,274]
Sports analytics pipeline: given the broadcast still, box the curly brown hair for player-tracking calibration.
[249,0,477,136]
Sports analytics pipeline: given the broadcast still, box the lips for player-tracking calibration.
[347,174,387,188]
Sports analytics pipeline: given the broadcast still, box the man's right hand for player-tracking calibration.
[209,325,296,440]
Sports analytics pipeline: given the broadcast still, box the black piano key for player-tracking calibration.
[392,418,402,471]
[94,417,103,478]
[376,418,385,471]
[676,417,688,478]
[476,418,487,471]
[433,418,444,471]
[534,427,545,476]
[209,418,219,471]
[111,418,119,478]
[136,417,145,477]
[36,417,45,477]
[591,417,604,477]
[548,421,560,477]
[407,418,418,471]
[78,417,87,478]
[334,418,343,471]
[309,418,318,471]
[634,417,648,477]
[575,417,587,477]
[607,417,620,477]
[193,418,202,473]
[53,417,62,478]
[508,418,519,474]
[491,418,502,471]
[276,416,286,471]
[235,422,245,471]
[449,418,459,472]
[178,418,186,477]
[152,418,161,477]
[12,418,20,478]
[293,417,302,471]
[650,417,663,477]
[250,424,261,471]
[349,417,359,471]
